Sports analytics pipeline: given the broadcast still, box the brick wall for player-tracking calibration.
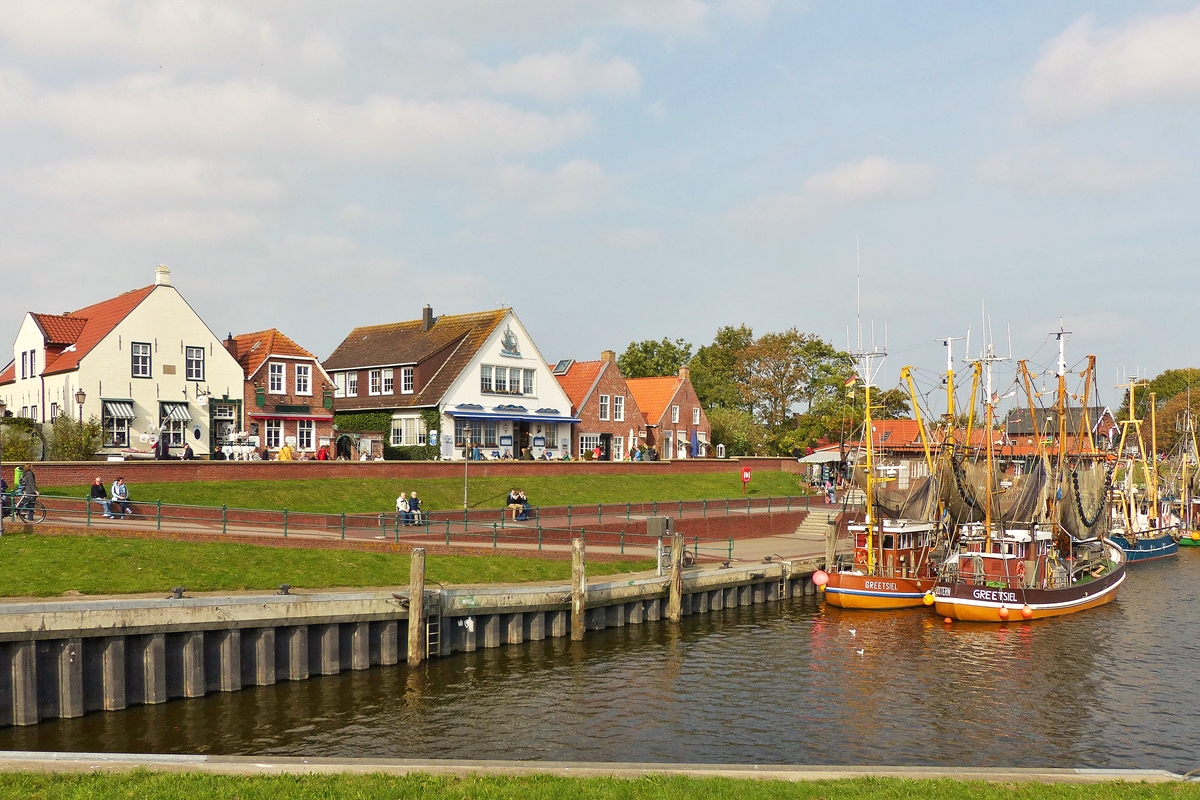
[574,360,648,458]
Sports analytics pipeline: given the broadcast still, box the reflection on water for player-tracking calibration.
[2,553,1199,771]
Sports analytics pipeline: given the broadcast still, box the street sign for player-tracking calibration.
[741,466,752,494]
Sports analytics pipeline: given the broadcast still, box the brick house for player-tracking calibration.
[625,366,712,458]
[0,265,245,458]
[223,329,336,457]
[323,305,578,460]
[554,350,647,460]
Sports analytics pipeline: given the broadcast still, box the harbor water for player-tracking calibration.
[2,551,1197,773]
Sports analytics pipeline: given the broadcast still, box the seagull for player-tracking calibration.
[849,628,857,637]
[856,648,865,657]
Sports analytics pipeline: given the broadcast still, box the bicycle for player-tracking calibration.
[8,495,46,524]
[660,544,695,570]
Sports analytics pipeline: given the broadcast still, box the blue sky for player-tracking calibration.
[1,1,1197,410]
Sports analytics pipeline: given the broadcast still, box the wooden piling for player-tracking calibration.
[667,532,684,621]
[407,548,426,666]
[824,515,837,573]
[571,538,586,641]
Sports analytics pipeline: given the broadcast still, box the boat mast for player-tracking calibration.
[1052,325,1070,522]
[852,238,886,574]
[970,318,1008,550]
[1150,392,1159,524]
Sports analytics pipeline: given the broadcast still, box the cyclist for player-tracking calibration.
[17,463,38,522]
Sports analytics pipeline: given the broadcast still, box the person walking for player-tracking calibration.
[17,464,38,522]
[110,477,131,519]
[396,492,409,527]
[90,477,112,518]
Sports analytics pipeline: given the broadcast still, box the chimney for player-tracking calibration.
[600,350,616,363]
[223,333,237,358]
[154,264,171,286]
[678,365,690,381]
[422,305,434,332]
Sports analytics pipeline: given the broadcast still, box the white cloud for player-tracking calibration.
[1023,8,1200,122]
[106,209,263,242]
[35,158,284,203]
[802,156,937,200]
[480,43,641,101]
[726,192,811,229]
[978,146,1170,194]
[497,159,616,214]
[0,73,591,165]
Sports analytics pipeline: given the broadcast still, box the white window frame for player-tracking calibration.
[347,373,358,396]
[265,419,283,449]
[268,362,286,394]
[160,417,185,448]
[391,421,404,446]
[103,415,130,448]
[480,365,493,393]
[523,369,534,395]
[671,405,680,424]
[543,423,558,447]
[598,394,610,421]
[693,407,701,425]
[579,433,601,454]
[494,366,507,393]
[369,369,382,395]
[131,342,152,378]
[20,352,26,380]
[382,368,394,395]
[295,364,312,396]
[185,346,205,381]
[297,419,314,451]
[614,395,624,422]
[612,436,624,461]
[334,372,346,398]
[28,350,36,378]
[401,366,414,394]
[50,402,59,419]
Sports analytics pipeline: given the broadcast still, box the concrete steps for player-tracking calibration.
[790,513,835,542]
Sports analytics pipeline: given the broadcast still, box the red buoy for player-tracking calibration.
[998,606,1010,620]
[1021,605,1033,620]
[943,617,953,625]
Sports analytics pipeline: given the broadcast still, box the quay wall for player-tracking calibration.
[0,558,822,728]
[26,456,803,487]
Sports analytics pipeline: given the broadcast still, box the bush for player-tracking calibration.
[1,418,40,462]
[383,445,438,461]
[49,413,104,461]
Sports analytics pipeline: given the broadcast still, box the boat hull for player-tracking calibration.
[823,573,934,610]
[934,560,1126,622]
[1110,532,1179,562]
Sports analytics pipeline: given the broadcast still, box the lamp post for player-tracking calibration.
[463,438,470,511]
[0,398,6,536]
[75,388,86,423]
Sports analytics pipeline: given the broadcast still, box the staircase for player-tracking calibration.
[791,512,837,542]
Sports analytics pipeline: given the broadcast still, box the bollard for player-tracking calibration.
[725,498,729,515]
[666,532,684,621]
[728,537,733,560]
[703,499,707,518]
[626,502,631,523]
[492,522,498,548]
[341,511,346,540]
[222,504,227,535]
[567,505,572,527]
[283,508,289,538]
[767,497,772,513]
[538,526,543,550]
[620,530,625,555]
[86,498,91,528]
[571,538,586,641]
[408,548,426,666]
[787,495,791,511]
[156,500,162,531]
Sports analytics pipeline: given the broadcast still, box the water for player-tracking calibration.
[3,551,1198,772]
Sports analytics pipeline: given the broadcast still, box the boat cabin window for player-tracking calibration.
[882,534,894,550]
[898,532,913,549]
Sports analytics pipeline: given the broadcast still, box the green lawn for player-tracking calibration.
[0,535,653,597]
[0,772,1192,799]
[42,472,810,515]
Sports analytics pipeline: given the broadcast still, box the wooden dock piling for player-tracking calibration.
[407,548,426,666]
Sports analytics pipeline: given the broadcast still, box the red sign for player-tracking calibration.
[742,467,752,483]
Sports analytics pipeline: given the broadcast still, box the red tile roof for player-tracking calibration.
[0,360,13,385]
[32,313,89,346]
[555,360,604,414]
[228,329,317,379]
[625,376,682,425]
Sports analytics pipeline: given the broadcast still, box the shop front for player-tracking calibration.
[447,404,579,460]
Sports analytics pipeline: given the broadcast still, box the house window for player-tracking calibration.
[269,363,285,394]
[672,405,680,424]
[391,417,427,446]
[494,367,507,393]
[612,436,624,461]
[614,395,625,422]
[543,423,558,447]
[20,406,27,418]
[481,365,493,393]
[50,402,59,419]
[580,433,601,454]
[297,420,314,451]
[523,369,534,395]
[693,407,701,425]
[103,415,130,448]
[131,342,152,378]
[161,418,185,447]
[382,368,393,395]
[28,350,36,378]
[401,367,414,394]
[265,419,283,449]
[30,405,37,421]
[185,347,205,381]
[296,364,312,396]
[391,421,403,446]
[20,352,26,380]
[484,421,498,447]
[347,373,358,396]
[334,372,346,398]
[454,418,484,447]
[599,395,610,421]
[369,370,381,395]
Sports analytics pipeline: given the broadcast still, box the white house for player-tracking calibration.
[0,265,245,458]
[323,306,579,460]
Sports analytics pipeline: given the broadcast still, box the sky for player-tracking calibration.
[1,1,1198,411]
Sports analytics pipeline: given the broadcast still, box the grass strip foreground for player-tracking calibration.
[0,772,1194,800]
[0,535,654,598]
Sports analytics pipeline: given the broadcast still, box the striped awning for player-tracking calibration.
[102,400,136,420]
[160,402,192,422]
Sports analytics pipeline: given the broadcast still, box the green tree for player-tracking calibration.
[707,407,765,456]
[617,337,693,378]
[49,413,104,461]
[1,421,37,463]
[740,329,811,433]
[874,388,912,420]
[1118,368,1200,421]
[690,325,754,411]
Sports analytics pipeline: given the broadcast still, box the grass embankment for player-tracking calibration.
[42,472,808,515]
[0,773,1192,799]
[0,536,654,598]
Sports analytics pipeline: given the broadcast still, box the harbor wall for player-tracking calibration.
[0,558,822,728]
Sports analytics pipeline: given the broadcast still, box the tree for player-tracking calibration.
[1118,368,1200,421]
[1149,390,1200,455]
[707,407,766,456]
[49,413,104,461]
[1,420,37,463]
[739,329,811,433]
[690,325,753,410]
[874,388,912,420]
[617,337,693,378]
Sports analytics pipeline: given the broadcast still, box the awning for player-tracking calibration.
[249,413,331,421]
[448,410,581,425]
[102,400,136,420]
[160,402,192,422]
[798,450,845,464]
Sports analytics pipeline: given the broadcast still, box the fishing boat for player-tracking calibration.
[933,328,1126,621]
[1163,399,1200,547]
[1108,379,1179,563]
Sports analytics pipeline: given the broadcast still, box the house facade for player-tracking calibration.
[554,350,648,460]
[324,305,578,460]
[625,366,712,459]
[0,265,245,458]
[224,329,336,457]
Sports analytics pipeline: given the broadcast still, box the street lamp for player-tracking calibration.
[0,398,6,535]
[463,438,471,511]
[74,389,86,423]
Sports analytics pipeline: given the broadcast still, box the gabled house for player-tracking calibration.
[0,265,245,458]
[323,305,578,460]
[625,366,712,459]
[224,329,336,457]
[554,350,647,460]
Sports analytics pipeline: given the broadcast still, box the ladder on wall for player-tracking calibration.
[426,615,441,658]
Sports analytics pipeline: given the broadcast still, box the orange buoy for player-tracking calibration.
[998,606,1010,620]
[943,617,953,625]
[1021,605,1033,620]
